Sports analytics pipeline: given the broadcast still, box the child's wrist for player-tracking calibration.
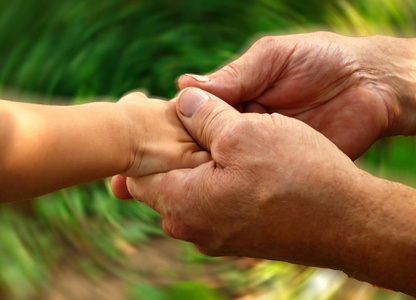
[113,95,146,176]
[88,101,137,176]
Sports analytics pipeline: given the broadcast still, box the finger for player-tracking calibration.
[185,149,212,168]
[244,101,268,113]
[126,169,189,215]
[177,39,275,106]
[127,161,218,241]
[110,175,132,200]
[127,173,166,215]
[175,87,240,152]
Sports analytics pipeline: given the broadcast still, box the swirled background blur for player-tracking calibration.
[1,0,416,299]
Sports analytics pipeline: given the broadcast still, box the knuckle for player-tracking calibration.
[162,220,180,239]
[254,35,276,47]
[119,91,147,102]
[270,112,286,127]
[227,117,253,134]
[162,220,185,240]
[221,61,242,80]
[162,219,199,242]
[315,30,334,38]
[133,91,148,99]
[163,216,222,248]
[215,117,252,151]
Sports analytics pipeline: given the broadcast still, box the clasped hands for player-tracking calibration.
[112,32,416,294]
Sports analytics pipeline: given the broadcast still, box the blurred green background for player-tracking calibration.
[1,0,416,299]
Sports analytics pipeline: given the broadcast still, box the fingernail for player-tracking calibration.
[178,88,210,117]
[184,74,210,82]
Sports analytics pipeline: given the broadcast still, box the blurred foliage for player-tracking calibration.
[0,0,325,99]
[131,282,225,300]
[1,0,416,299]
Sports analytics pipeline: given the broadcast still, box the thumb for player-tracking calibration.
[178,43,271,106]
[176,87,240,152]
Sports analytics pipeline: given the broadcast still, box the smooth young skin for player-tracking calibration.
[127,88,416,296]
[0,92,209,202]
[179,32,416,159]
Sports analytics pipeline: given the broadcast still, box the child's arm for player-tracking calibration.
[0,92,210,202]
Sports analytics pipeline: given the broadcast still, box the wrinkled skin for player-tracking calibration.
[126,88,366,268]
[179,32,416,159]
[125,88,416,296]
[113,32,416,198]
[112,33,416,296]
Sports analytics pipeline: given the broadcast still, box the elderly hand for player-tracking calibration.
[179,32,416,159]
[126,87,416,295]
[127,86,362,261]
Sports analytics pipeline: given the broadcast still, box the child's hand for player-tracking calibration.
[111,92,210,200]
[112,92,210,199]
[116,92,210,177]
[0,92,209,202]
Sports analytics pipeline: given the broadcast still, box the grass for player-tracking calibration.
[1,0,416,299]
